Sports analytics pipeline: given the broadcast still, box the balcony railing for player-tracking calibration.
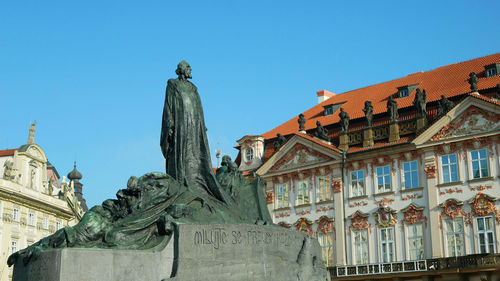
[329,254,500,278]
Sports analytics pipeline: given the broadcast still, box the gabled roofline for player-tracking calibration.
[413,95,500,146]
[256,133,342,177]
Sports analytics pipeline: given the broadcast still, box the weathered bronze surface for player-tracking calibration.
[413,88,427,117]
[8,61,272,267]
[339,108,349,133]
[469,72,478,92]
[314,121,330,142]
[363,101,374,127]
[387,95,398,123]
[298,113,306,131]
[437,94,454,116]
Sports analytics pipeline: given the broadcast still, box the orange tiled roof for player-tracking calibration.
[262,53,500,139]
[0,149,17,157]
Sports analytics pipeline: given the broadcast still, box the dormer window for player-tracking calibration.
[324,105,334,116]
[398,88,409,98]
[323,102,344,116]
[245,148,254,162]
[397,84,419,98]
[485,63,499,78]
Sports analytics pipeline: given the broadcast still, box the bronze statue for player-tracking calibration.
[387,95,398,123]
[437,94,454,116]
[339,108,349,133]
[273,133,286,150]
[8,61,273,268]
[298,113,306,131]
[413,88,427,117]
[363,101,374,127]
[160,60,229,204]
[314,121,330,142]
[468,72,478,92]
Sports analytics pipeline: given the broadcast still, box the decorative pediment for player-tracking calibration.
[401,204,427,226]
[431,106,500,141]
[373,206,397,228]
[349,210,371,232]
[440,199,467,219]
[316,216,334,234]
[269,143,332,173]
[294,217,313,235]
[468,192,498,217]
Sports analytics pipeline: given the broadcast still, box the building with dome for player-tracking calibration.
[236,54,500,280]
[0,122,85,280]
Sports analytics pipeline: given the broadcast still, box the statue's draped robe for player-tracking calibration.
[160,79,229,204]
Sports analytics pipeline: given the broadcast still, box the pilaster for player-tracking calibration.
[389,122,400,143]
[338,132,349,151]
[333,178,346,266]
[363,127,374,147]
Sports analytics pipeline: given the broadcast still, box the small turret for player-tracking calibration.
[67,162,88,211]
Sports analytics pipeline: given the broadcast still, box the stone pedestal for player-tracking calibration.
[12,224,330,281]
[388,122,400,142]
[338,132,349,151]
[416,116,428,133]
[363,127,374,147]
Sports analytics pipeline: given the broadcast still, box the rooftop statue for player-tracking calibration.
[8,61,272,268]
[298,113,306,131]
[273,133,286,150]
[437,94,454,116]
[468,72,478,92]
[363,100,374,127]
[314,121,330,142]
[338,108,349,133]
[387,95,398,123]
[413,88,427,117]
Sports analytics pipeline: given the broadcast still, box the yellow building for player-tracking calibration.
[236,54,500,280]
[0,123,84,280]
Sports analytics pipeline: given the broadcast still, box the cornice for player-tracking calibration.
[0,189,75,219]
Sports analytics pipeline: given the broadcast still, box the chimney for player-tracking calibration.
[316,90,335,104]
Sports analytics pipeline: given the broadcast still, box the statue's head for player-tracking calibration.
[441,94,446,99]
[299,113,304,119]
[469,72,476,78]
[316,121,321,126]
[176,60,192,80]
[221,155,232,166]
[340,108,344,112]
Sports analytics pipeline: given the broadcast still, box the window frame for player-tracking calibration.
[318,232,334,267]
[11,240,18,254]
[350,170,365,197]
[376,165,392,193]
[476,216,496,254]
[275,183,289,209]
[406,223,424,260]
[295,180,310,205]
[317,176,332,202]
[56,221,62,230]
[42,217,49,230]
[380,227,395,263]
[13,207,20,222]
[28,212,36,226]
[470,149,489,179]
[445,218,465,257]
[353,229,369,265]
[245,148,254,162]
[402,160,419,189]
[440,153,459,183]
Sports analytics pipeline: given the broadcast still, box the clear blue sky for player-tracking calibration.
[1,0,499,208]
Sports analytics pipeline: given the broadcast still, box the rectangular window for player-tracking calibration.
[376,166,391,193]
[42,217,49,230]
[471,149,489,179]
[403,161,419,189]
[56,221,62,230]
[13,207,20,222]
[398,88,409,98]
[318,233,334,267]
[317,176,332,202]
[350,170,365,197]
[446,219,465,257]
[296,180,310,205]
[441,154,459,183]
[380,227,395,263]
[353,229,369,264]
[275,183,289,209]
[477,216,496,254]
[28,212,36,226]
[11,241,18,253]
[407,224,424,260]
[486,67,497,77]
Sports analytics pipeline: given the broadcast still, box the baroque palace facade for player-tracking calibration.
[236,54,500,280]
[0,123,85,280]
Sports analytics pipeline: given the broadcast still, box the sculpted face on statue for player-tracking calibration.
[175,60,192,80]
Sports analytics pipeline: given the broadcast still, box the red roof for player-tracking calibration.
[0,149,17,157]
[262,53,500,139]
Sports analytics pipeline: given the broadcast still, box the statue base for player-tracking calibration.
[363,127,374,147]
[12,224,330,281]
[389,122,400,143]
[338,132,349,151]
